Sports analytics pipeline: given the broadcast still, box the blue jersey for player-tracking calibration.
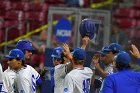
[101,69,140,93]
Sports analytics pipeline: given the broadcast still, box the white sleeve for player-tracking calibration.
[63,74,74,93]
[0,64,8,93]
[56,63,70,78]
[30,66,40,80]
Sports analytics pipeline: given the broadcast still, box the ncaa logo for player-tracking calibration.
[64,88,68,92]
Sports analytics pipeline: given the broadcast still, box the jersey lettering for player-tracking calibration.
[83,79,90,93]
[0,82,2,92]
[31,75,36,92]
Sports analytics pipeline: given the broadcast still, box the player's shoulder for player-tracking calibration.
[84,67,93,73]
[55,64,66,70]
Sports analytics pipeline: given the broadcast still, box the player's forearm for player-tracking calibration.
[67,63,73,73]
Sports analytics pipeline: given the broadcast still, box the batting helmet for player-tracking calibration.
[79,19,97,39]
[51,47,64,58]
[16,39,33,53]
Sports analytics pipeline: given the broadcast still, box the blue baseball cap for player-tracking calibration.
[115,51,130,64]
[5,49,24,60]
[106,43,122,53]
[73,48,86,60]
[16,39,33,53]
[96,46,109,55]
[51,47,64,58]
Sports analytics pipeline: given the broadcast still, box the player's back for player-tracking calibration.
[54,64,68,93]
[15,65,40,93]
[3,68,16,93]
[64,67,93,93]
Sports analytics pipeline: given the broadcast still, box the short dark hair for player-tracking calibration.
[116,61,131,70]
[73,57,85,65]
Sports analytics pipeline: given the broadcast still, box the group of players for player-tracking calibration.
[0,38,140,93]
[1,18,140,93]
[50,38,140,93]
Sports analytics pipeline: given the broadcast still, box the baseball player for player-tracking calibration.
[63,48,93,93]
[90,43,122,93]
[102,51,140,93]
[51,37,90,93]
[3,39,42,93]
[4,48,41,93]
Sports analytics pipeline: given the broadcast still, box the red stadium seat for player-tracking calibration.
[7,28,20,41]
[133,0,140,9]
[116,18,137,29]
[114,8,136,18]
[3,1,12,11]
[0,29,5,43]
[3,21,18,28]
[0,1,5,10]
[42,3,49,12]
[46,0,64,4]
[13,2,25,10]
[5,11,18,20]
[134,10,140,19]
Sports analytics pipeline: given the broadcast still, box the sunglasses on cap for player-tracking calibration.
[53,57,62,61]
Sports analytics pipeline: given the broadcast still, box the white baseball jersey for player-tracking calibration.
[15,65,40,93]
[63,67,93,93]
[0,64,8,93]
[3,67,16,93]
[99,63,114,93]
[54,62,70,93]
[104,63,114,75]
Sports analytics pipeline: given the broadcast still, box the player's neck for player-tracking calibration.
[73,64,84,69]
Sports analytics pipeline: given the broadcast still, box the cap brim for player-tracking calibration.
[95,51,108,55]
[5,55,15,59]
[51,55,61,58]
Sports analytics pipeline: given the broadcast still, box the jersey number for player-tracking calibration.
[31,74,36,92]
[83,79,90,93]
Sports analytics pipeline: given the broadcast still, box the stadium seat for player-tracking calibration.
[116,18,137,29]
[133,0,140,9]
[0,1,5,10]
[13,2,32,11]
[7,28,20,41]
[45,0,64,4]
[0,29,5,43]
[114,8,136,18]
[5,11,21,20]
[134,10,140,19]
[3,20,18,28]
[13,2,25,10]
[3,0,12,11]
[42,3,49,12]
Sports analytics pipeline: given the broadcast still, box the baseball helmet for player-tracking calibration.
[106,43,122,53]
[115,51,130,64]
[96,46,109,55]
[79,19,98,39]
[5,49,24,60]
[16,39,33,53]
[51,47,64,58]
